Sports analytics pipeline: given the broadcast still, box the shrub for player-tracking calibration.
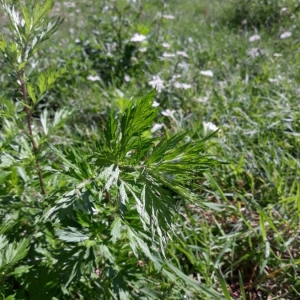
[0,0,220,298]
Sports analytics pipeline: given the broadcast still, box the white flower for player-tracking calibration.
[200,70,213,77]
[124,75,131,82]
[197,96,209,103]
[151,123,164,133]
[162,52,176,58]
[173,82,192,89]
[268,78,277,83]
[181,83,192,89]
[171,74,181,80]
[249,34,260,42]
[130,33,147,42]
[163,14,175,20]
[161,109,175,117]
[203,121,218,133]
[173,82,182,88]
[149,76,164,92]
[176,51,189,58]
[178,62,189,70]
[247,47,261,57]
[162,42,170,48]
[152,101,160,107]
[87,75,100,81]
[139,47,147,52]
[280,31,292,39]
[273,53,282,57]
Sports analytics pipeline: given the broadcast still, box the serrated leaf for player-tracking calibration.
[0,235,9,251]
[26,83,36,104]
[146,132,190,166]
[17,61,27,71]
[0,171,10,185]
[99,244,115,263]
[56,227,89,243]
[99,164,120,192]
[4,295,15,300]
[118,91,159,158]
[40,109,48,135]
[127,227,160,268]
[20,4,32,33]
[104,110,119,152]
[0,239,29,273]
[33,0,53,26]
[52,108,73,129]
[118,181,128,205]
[0,35,7,52]
[110,218,122,243]
[9,265,31,277]
[119,290,130,300]
[37,73,46,95]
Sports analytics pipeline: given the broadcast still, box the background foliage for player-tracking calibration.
[1,0,300,299]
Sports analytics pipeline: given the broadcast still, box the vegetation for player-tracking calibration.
[0,0,300,299]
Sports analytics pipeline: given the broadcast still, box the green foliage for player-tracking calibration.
[0,0,222,299]
[1,0,300,298]
[0,221,30,299]
[221,0,300,29]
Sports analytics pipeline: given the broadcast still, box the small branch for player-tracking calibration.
[19,70,46,195]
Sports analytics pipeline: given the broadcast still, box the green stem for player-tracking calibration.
[19,70,46,195]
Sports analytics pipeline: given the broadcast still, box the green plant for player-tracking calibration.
[221,0,300,30]
[2,0,300,298]
[0,1,221,298]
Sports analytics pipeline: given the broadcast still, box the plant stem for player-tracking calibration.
[19,70,46,195]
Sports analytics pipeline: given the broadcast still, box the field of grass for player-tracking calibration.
[1,0,300,299]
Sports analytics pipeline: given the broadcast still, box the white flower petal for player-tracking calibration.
[174,82,192,89]
[280,31,291,39]
[149,76,164,92]
[162,52,176,58]
[247,47,261,57]
[124,75,131,82]
[176,51,189,58]
[203,121,218,132]
[249,34,261,42]
[173,82,182,88]
[162,42,170,48]
[197,96,209,103]
[152,101,160,107]
[87,75,100,81]
[200,70,213,77]
[161,109,175,117]
[151,123,164,133]
[130,33,147,42]
[181,83,192,89]
[163,14,175,20]
[268,78,277,83]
